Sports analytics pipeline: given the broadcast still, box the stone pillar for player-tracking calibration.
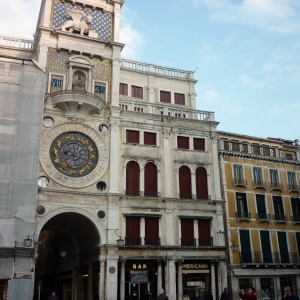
[120,261,125,300]
[220,260,227,290]
[111,51,121,106]
[191,172,196,199]
[177,261,183,300]
[295,276,300,299]
[68,65,73,90]
[113,3,121,42]
[189,92,196,110]
[88,68,92,92]
[72,265,79,300]
[99,259,106,300]
[254,276,261,300]
[141,218,145,245]
[211,133,222,201]
[211,263,216,300]
[157,260,162,296]
[140,167,145,196]
[168,259,176,300]
[88,263,93,300]
[163,129,172,197]
[165,261,168,295]
[105,247,119,300]
[275,277,281,300]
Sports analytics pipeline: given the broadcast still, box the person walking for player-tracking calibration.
[47,292,59,300]
[220,288,229,300]
[239,286,257,300]
[156,288,169,300]
[145,290,152,300]
[281,286,299,300]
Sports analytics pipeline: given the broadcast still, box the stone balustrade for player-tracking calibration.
[0,35,34,49]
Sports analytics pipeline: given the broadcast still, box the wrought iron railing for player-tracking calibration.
[181,238,196,246]
[143,191,160,197]
[197,237,213,246]
[144,237,161,246]
[236,212,251,220]
[292,215,300,223]
[270,182,282,190]
[125,190,141,196]
[289,184,299,191]
[253,180,266,188]
[51,89,105,102]
[233,178,247,186]
[125,237,142,246]
[273,214,287,222]
[179,193,194,200]
[256,213,270,221]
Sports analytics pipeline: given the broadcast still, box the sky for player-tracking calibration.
[1,0,300,140]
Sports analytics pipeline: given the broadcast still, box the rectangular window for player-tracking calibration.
[253,145,261,155]
[241,144,248,153]
[253,167,263,181]
[177,136,189,149]
[273,196,285,222]
[287,171,297,187]
[181,219,194,246]
[174,93,185,105]
[50,74,64,93]
[270,169,279,182]
[224,141,229,150]
[236,193,248,218]
[239,229,252,263]
[296,232,300,256]
[233,165,245,185]
[126,130,139,144]
[144,132,156,146]
[260,231,273,263]
[231,142,240,152]
[160,91,171,103]
[263,147,271,156]
[119,83,128,95]
[126,217,141,245]
[291,198,300,222]
[193,138,205,151]
[256,194,268,220]
[145,218,159,245]
[198,219,211,246]
[277,232,290,263]
[132,85,143,99]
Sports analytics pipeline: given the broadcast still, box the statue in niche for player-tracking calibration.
[72,74,86,92]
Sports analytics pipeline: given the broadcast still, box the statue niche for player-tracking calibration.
[72,71,86,92]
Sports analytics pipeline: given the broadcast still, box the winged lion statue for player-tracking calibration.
[55,8,93,35]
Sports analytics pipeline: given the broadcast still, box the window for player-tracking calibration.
[126,161,140,196]
[145,218,159,245]
[181,219,195,246]
[291,198,300,222]
[263,147,271,156]
[270,169,281,189]
[233,164,246,185]
[126,217,140,245]
[236,193,249,219]
[273,196,285,222]
[50,74,64,93]
[144,162,158,197]
[160,91,171,103]
[175,93,185,105]
[253,167,264,187]
[286,153,293,160]
[144,132,156,146]
[224,140,229,150]
[195,167,208,200]
[277,232,290,263]
[126,130,139,144]
[287,172,297,190]
[193,138,205,151]
[256,194,268,220]
[241,144,248,153]
[119,83,128,95]
[231,142,240,152]
[132,85,143,99]
[253,145,260,155]
[179,166,192,199]
[177,136,189,149]
[260,231,273,263]
[296,232,300,256]
[240,230,252,263]
[198,219,211,246]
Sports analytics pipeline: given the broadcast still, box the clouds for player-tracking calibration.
[193,0,300,34]
[239,75,263,88]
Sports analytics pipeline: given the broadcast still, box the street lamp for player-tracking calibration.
[217,230,238,251]
[24,235,33,247]
[107,229,125,246]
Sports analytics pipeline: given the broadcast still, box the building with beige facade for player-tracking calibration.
[218,132,300,300]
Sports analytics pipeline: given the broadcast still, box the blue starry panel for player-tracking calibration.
[52,2,111,40]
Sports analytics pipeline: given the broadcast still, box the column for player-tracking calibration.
[295,276,300,299]
[168,259,176,300]
[165,261,168,295]
[211,133,222,200]
[105,247,119,300]
[88,68,92,92]
[275,277,281,300]
[220,260,227,290]
[157,260,162,296]
[211,263,216,300]
[254,276,261,300]
[141,218,145,245]
[99,260,105,300]
[68,65,73,90]
[217,262,221,300]
[120,261,125,300]
[163,129,172,197]
[88,263,93,300]
[72,266,79,300]
[140,167,145,196]
[191,172,196,199]
[177,261,183,300]
[111,50,121,106]
[113,3,121,42]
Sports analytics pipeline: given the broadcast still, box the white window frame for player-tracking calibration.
[93,80,108,103]
[48,72,66,93]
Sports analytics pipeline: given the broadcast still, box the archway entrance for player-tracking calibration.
[35,213,100,300]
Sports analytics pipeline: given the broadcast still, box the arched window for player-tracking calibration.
[179,166,192,199]
[196,167,208,199]
[126,161,140,196]
[144,162,158,197]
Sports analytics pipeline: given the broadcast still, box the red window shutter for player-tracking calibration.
[144,132,156,146]
[196,167,208,200]
[132,86,143,99]
[126,217,140,245]
[126,130,139,143]
[179,166,192,199]
[177,136,189,149]
[175,93,185,105]
[119,83,128,95]
[194,138,205,151]
[144,162,158,197]
[181,219,194,246]
[160,91,171,103]
[126,161,140,196]
[198,219,211,246]
[145,218,159,245]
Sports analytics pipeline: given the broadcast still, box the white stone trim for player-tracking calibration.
[48,72,66,93]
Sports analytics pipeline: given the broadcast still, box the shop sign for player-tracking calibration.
[187,281,203,286]
[182,264,209,270]
[133,264,147,270]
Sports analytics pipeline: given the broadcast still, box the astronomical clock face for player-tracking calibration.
[40,123,109,188]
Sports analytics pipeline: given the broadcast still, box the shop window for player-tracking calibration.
[145,218,159,245]
[175,93,185,105]
[193,138,205,151]
[195,167,208,200]
[239,229,252,263]
[181,219,194,246]
[132,85,143,99]
[126,161,140,196]
[198,219,211,246]
[260,278,276,300]
[239,278,254,292]
[160,91,171,103]
[144,132,156,146]
[144,163,158,197]
[277,232,290,263]
[260,231,273,263]
[177,136,189,149]
[119,83,128,96]
[126,217,141,245]
[179,166,192,199]
[126,130,139,144]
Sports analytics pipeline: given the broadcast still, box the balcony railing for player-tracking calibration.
[179,193,194,200]
[236,212,251,220]
[289,184,299,192]
[0,35,34,49]
[144,237,161,246]
[270,182,282,190]
[292,215,300,223]
[273,214,287,223]
[125,237,142,246]
[143,191,160,197]
[125,190,141,196]
[197,237,213,246]
[196,194,211,200]
[253,180,266,188]
[181,238,196,246]
[233,178,247,186]
[240,251,300,265]
[256,213,270,221]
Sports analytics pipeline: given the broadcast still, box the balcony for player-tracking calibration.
[292,215,300,223]
[270,182,283,191]
[196,194,211,200]
[179,193,194,200]
[125,237,141,246]
[273,214,287,223]
[233,178,247,187]
[144,237,161,246]
[197,237,213,246]
[181,238,196,246]
[143,191,160,197]
[253,180,266,189]
[125,190,141,196]
[50,90,106,117]
[0,35,34,49]
[289,184,299,192]
[236,212,251,221]
[256,213,270,222]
